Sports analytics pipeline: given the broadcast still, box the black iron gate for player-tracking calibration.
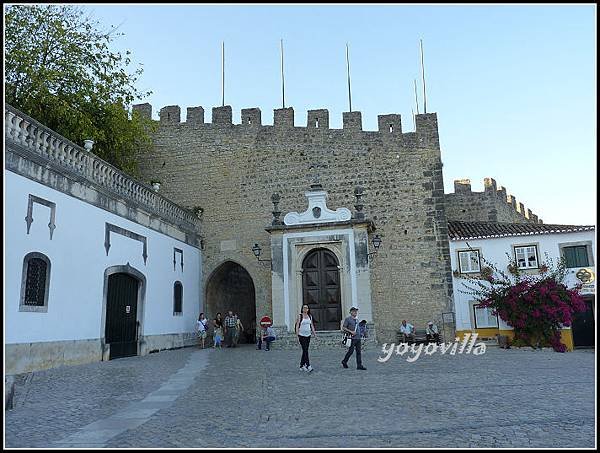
[106,273,139,359]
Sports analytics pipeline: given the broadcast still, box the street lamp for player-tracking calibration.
[252,243,272,268]
[367,234,382,262]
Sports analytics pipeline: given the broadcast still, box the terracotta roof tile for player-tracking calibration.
[448,221,595,240]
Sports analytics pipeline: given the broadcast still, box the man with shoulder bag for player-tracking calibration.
[341,307,366,370]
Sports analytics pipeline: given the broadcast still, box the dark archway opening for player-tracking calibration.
[206,262,256,343]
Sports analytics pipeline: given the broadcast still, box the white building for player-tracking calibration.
[449,220,595,350]
[5,105,204,374]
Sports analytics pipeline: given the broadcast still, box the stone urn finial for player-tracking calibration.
[271,193,282,225]
[83,139,94,151]
[354,186,365,220]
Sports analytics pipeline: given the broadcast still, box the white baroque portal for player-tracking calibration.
[268,186,374,332]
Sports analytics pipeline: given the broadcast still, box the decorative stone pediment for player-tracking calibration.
[283,185,352,226]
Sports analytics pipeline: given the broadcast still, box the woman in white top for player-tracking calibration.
[295,304,317,372]
[196,313,208,349]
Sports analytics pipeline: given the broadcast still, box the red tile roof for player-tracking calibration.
[448,221,595,240]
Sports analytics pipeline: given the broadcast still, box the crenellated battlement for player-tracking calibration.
[447,178,543,224]
[132,103,439,143]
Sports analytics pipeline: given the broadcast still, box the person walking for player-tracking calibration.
[295,304,317,372]
[196,313,209,349]
[341,307,366,370]
[233,315,244,346]
[213,313,224,349]
[224,311,238,348]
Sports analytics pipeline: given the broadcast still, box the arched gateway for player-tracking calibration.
[206,261,256,343]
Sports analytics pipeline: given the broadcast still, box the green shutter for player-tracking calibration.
[575,246,589,267]
[564,246,589,268]
[564,247,576,268]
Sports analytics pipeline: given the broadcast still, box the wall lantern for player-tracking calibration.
[367,234,382,262]
[252,243,272,269]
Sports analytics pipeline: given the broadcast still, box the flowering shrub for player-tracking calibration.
[461,253,587,352]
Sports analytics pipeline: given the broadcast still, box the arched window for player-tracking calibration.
[20,252,51,312]
[173,281,183,315]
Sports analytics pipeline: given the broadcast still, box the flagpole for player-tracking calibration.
[413,79,420,115]
[280,39,285,109]
[346,42,352,112]
[221,41,225,107]
[420,39,427,114]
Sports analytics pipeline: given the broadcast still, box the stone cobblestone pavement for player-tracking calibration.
[4,344,596,448]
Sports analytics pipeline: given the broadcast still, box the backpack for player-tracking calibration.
[295,313,312,333]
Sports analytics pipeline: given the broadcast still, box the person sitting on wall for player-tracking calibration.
[399,320,415,344]
[425,321,441,344]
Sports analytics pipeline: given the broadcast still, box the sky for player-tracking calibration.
[88,4,596,226]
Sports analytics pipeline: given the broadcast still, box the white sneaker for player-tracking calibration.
[300,365,308,372]
[306,365,314,372]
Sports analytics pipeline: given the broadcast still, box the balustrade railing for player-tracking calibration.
[5,104,200,228]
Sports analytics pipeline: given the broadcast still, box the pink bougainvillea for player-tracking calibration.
[461,253,586,352]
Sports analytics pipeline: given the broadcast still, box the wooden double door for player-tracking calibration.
[302,248,342,331]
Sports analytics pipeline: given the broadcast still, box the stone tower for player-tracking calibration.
[134,103,454,343]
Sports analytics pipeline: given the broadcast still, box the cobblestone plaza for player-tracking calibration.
[5,345,595,448]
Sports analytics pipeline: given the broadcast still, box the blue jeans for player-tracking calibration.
[257,336,276,350]
[343,339,362,367]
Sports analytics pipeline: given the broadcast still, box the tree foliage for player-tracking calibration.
[460,253,587,352]
[5,4,155,175]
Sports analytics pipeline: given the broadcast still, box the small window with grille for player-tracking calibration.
[173,281,183,315]
[20,252,51,312]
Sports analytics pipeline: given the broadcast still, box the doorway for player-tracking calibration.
[572,295,595,348]
[105,272,140,359]
[302,248,342,330]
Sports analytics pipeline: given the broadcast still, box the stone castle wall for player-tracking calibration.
[134,104,455,343]
[445,178,542,224]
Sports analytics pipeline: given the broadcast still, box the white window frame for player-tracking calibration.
[458,249,481,273]
[514,245,539,269]
[473,304,499,329]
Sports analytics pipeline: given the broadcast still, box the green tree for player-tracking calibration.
[5,4,155,175]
